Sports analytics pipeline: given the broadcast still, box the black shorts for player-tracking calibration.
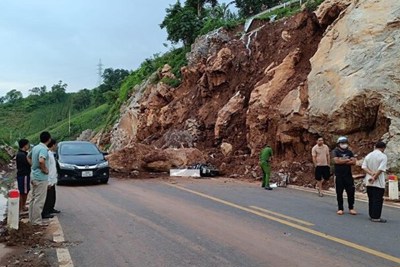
[315,166,330,181]
[17,175,31,194]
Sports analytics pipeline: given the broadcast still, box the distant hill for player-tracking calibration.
[0,91,108,145]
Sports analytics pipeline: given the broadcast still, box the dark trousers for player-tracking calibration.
[42,185,56,215]
[367,186,385,219]
[335,175,355,210]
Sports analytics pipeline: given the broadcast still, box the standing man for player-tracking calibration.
[362,141,388,223]
[332,136,357,215]
[42,139,60,218]
[16,139,31,214]
[28,131,51,226]
[260,145,273,190]
[311,136,331,197]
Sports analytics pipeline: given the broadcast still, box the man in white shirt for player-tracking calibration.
[362,141,388,223]
[42,139,61,218]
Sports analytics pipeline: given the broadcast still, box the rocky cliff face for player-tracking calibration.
[106,0,400,180]
[308,0,400,169]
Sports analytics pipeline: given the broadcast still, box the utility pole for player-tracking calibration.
[97,59,104,86]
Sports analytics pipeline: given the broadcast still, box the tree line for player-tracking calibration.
[160,0,282,47]
[0,68,130,111]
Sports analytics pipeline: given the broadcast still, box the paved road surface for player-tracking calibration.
[52,178,400,267]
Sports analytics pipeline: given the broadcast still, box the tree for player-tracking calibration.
[50,80,67,102]
[185,0,218,17]
[93,68,130,105]
[102,68,130,91]
[72,89,92,110]
[4,89,23,104]
[160,1,203,46]
[29,85,47,96]
[235,0,280,17]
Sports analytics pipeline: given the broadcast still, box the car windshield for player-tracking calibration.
[60,143,100,155]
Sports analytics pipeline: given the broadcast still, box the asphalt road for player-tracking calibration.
[53,178,400,267]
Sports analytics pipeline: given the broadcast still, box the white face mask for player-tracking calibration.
[339,144,348,149]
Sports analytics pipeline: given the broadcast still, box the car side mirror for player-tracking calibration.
[102,152,109,156]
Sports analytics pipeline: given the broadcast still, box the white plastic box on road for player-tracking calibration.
[7,189,20,230]
[170,169,200,177]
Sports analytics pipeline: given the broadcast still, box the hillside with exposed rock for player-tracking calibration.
[102,0,400,184]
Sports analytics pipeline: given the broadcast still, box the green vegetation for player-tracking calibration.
[26,104,109,144]
[0,147,11,164]
[235,0,281,17]
[305,0,325,11]
[0,0,328,150]
[103,47,189,131]
[257,3,301,20]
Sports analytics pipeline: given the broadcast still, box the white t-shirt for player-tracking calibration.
[48,151,58,186]
[362,149,387,189]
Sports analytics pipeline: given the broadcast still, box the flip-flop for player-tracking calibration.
[349,209,357,215]
[337,210,344,215]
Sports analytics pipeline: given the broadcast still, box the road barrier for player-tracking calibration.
[7,189,19,230]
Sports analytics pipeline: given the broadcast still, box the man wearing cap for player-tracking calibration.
[362,141,388,223]
[332,136,357,215]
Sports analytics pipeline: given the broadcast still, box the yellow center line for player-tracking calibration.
[249,206,314,226]
[166,183,400,265]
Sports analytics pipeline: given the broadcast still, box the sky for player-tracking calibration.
[0,0,234,97]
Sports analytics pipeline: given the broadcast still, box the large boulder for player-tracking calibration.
[246,49,302,155]
[187,28,232,66]
[76,129,96,141]
[215,91,245,139]
[314,0,352,28]
[109,72,159,152]
[308,0,400,168]
[142,148,206,172]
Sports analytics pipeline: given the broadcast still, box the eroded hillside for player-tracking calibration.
[103,0,400,184]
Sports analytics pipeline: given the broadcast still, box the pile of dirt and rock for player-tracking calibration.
[0,220,52,267]
[103,0,400,186]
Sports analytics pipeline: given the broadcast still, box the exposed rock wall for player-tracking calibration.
[106,0,400,180]
[308,0,400,168]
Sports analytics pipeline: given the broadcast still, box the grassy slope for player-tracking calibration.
[25,104,109,144]
[0,100,108,145]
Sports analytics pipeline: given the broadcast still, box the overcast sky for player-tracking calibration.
[0,0,234,97]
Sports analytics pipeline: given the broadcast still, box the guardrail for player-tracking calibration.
[244,0,303,32]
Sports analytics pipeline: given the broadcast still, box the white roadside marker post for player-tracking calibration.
[388,175,399,200]
[7,189,20,230]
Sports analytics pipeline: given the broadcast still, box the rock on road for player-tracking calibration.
[49,178,400,267]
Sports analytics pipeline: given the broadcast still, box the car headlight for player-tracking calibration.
[59,162,75,170]
[97,161,109,168]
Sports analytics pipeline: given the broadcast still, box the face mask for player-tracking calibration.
[339,144,348,149]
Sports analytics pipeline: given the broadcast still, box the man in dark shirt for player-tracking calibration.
[332,136,357,215]
[16,139,31,213]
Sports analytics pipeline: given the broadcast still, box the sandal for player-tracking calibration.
[349,209,357,215]
[337,210,344,215]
